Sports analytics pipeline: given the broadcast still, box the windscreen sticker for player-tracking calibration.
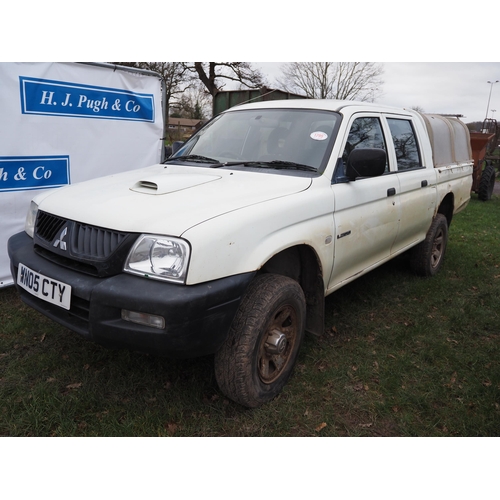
[310,131,328,141]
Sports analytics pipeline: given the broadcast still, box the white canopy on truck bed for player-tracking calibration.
[421,114,472,167]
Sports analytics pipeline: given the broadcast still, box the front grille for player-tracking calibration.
[34,211,137,277]
[36,211,67,243]
[72,223,127,260]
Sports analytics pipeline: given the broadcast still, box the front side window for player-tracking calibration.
[340,116,388,174]
[387,118,421,171]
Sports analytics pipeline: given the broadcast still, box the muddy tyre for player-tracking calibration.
[410,214,448,277]
[478,163,496,201]
[214,273,306,408]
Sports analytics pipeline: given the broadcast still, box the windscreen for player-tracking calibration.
[174,108,340,172]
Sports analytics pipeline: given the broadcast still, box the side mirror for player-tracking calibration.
[172,141,184,155]
[346,148,387,181]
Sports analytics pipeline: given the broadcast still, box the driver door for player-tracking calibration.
[328,114,400,291]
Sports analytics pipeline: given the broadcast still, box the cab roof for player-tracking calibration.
[228,98,417,117]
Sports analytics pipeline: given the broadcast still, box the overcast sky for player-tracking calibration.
[254,62,500,124]
[7,4,499,125]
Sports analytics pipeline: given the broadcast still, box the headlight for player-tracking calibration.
[124,234,190,284]
[25,201,39,238]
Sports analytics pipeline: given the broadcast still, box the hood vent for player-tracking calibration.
[130,173,221,195]
[137,180,158,191]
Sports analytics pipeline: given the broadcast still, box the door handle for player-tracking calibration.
[387,188,396,197]
[421,180,428,187]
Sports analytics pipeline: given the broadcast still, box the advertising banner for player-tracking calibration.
[0,62,164,286]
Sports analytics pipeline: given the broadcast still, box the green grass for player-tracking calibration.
[1,193,499,436]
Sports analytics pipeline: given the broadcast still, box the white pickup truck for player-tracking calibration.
[8,99,473,407]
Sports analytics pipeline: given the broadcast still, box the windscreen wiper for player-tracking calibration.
[262,160,317,172]
[165,156,318,172]
[219,160,317,172]
[163,155,221,164]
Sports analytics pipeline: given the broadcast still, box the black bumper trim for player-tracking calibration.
[8,231,255,358]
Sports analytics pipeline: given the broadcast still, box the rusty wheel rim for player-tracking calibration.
[431,228,445,269]
[258,304,298,384]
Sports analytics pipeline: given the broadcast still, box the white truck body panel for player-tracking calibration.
[27,99,473,292]
[183,175,334,285]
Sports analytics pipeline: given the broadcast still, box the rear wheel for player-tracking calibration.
[478,163,496,201]
[214,274,306,408]
[410,214,448,277]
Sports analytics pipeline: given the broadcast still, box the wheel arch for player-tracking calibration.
[259,244,325,337]
[437,192,454,226]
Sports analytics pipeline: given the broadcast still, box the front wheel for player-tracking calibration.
[214,274,306,408]
[410,214,448,277]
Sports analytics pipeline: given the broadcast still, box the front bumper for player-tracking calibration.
[8,231,255,358]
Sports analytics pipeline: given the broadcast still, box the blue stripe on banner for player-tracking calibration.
[19,77,155,122]
[0,156,70,192]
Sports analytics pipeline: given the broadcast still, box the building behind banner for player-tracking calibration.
[0,62,165,287]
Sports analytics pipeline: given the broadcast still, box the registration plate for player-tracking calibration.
[17,263,72,310]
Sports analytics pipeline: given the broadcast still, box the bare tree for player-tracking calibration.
[170,84,211,120]
[115,62,266,123]
[411,106,425,113]
[277,62,384,102]
[183,62,266,97]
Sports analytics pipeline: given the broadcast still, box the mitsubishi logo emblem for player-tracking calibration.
[53,227,68,250]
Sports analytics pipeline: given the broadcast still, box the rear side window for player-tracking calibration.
[387,119,422,171]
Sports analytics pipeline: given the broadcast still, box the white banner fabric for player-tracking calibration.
[0,62,163,286]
